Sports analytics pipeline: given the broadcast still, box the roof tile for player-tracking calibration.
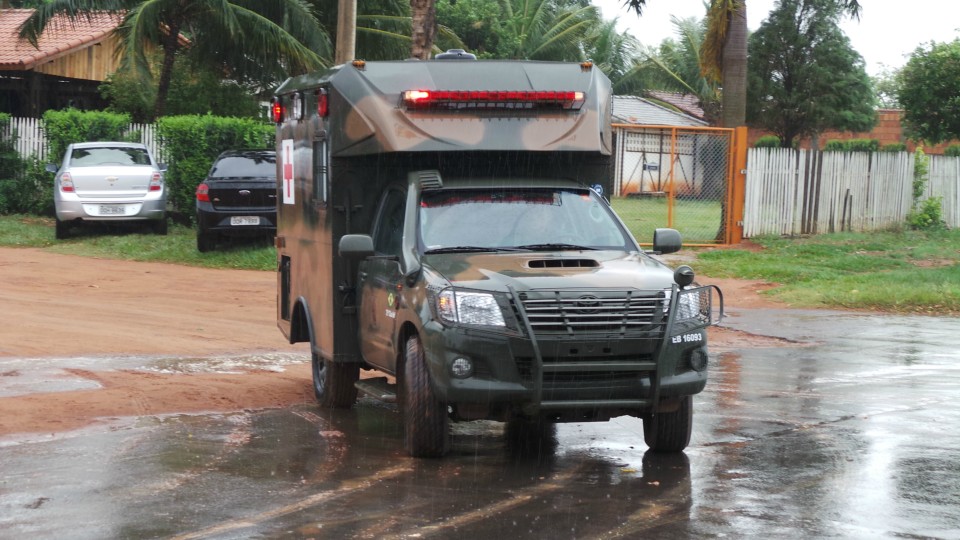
[0,9,122,70]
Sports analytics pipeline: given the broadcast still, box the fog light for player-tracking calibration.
[688,348,708,372]
[450,357,474,379]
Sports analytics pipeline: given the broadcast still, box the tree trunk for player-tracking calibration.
[410,0,437,60]
[335,0,357,64]
[153,22,183,120]
[720,0,747,128]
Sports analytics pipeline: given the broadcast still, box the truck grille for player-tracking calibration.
[516,289,667,337]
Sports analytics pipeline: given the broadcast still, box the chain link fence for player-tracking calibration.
[610,125,734,245]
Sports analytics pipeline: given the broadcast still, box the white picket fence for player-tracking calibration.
[3,117,165,163]
[744,148,959,237]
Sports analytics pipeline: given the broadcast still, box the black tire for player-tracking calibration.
[643,395,693,453]
[196,232,216,252]
[312,351,359,408]
[54,218,69,240]
[401,335,448,457]
[505,416,557,459]
[153,217,168,235]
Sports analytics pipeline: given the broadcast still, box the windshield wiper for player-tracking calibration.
[424,246,524,254]
[515,243,596,251]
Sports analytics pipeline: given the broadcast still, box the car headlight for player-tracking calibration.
[437,289,506,327]
[665,287,709,322]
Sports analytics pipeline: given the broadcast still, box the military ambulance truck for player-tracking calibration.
[272,54,723,457]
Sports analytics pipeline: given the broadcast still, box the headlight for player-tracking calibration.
[665,287,709,322]
[437,289,506,327]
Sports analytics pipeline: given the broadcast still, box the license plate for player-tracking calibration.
[99,205,126,215]
[230,216,260,226]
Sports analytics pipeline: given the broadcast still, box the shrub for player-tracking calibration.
[754,135,781,148]
[945,144,960,157]
[906,147,946,230]
[41,109,137,161]
[881,142,907,152]
[156,115,274,220]
[824,139,879,152]
[0,156,54,216]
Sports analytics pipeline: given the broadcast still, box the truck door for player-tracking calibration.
[356,186,406,371]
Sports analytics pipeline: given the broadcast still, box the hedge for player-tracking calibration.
[42,109,136,161]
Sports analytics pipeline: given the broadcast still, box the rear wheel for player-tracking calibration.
[196,232,216,252]
[54,218,69,240]
[312,351,359,408]
[153,217,168,235]
[643,395,693,453]
[402,335,448,457]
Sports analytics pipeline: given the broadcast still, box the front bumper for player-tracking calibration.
[418,284,720,420]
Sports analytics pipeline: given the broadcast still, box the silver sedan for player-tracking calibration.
[48,141,168,239]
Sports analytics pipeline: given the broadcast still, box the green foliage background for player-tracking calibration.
[898,39,960,144]
[42,109,137,161]
[156,115,274,220]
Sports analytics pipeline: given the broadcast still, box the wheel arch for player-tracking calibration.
[289,296,314,346]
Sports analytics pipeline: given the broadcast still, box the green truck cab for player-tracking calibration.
[273,55,723,457]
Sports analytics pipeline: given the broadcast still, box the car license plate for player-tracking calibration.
[231,216,260,226]
[99,204,126,215]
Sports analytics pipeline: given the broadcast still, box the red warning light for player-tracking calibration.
[271,99,284,123]
[401,89,585,111]
[317,89,329,118]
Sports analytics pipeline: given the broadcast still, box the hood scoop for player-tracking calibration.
[527,258,599,269]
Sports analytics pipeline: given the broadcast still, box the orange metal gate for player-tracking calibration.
[611,124,747,245]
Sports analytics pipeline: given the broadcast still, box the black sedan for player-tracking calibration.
[196,150,277,252]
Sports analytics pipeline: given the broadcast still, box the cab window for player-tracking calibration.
[373,188,405,257]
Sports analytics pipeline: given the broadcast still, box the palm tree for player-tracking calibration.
[18,0,330,120]
[620,0,862,127]
[498,0,600,61]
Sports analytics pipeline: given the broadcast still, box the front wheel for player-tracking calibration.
[643,395,693,453]
[312,351,359,408]
[401,335,448,457]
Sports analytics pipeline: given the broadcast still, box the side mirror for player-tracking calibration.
[652,228,682,255]
[45,164,58,174]
[158,163,168,172]
[339,234,375,260]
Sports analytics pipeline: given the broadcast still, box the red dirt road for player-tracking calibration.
[0,247,782,437]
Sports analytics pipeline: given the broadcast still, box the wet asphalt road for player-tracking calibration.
[2,308,959,539]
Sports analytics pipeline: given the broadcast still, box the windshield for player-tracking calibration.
[419,188,634,253]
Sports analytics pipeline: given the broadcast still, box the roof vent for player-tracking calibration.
[416,170,443,190]
[435,49,477,60]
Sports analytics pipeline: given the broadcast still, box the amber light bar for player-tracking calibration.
[402,90,585,111]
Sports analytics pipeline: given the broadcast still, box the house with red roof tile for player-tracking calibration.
[1,9,123,116]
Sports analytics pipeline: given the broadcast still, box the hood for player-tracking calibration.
[423,250,676,292]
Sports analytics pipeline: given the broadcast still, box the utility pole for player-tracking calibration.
[335,0,357,64]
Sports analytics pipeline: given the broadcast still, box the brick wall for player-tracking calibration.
[746,109,958,154]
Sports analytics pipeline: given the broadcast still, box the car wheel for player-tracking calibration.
[153,217,168,236]
[196,232,216,252]
[402,335,449,457]
[643,395,693,453]
[54,218,69,240]
[311,351,359,408]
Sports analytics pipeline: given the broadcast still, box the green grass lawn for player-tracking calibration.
[611,196,724,245]
[0,215,275,271]
[692,230,960,314]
